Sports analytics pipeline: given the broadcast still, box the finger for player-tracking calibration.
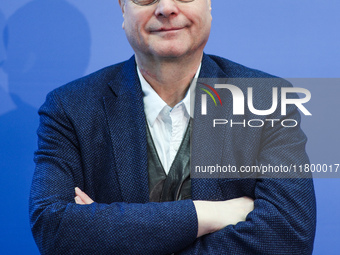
[242,196,255,211]
[75,187,94,204]
[75,196,85,205]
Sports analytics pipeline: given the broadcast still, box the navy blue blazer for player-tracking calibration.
[29,54,316,254]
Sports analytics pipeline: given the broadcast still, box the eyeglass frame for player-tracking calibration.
[131,0,195,7]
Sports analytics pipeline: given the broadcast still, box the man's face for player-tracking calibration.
[119,0,212,59]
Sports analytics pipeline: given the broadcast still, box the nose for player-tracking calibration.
[154,0,180,18]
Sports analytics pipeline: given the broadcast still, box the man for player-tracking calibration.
[29,0,316,254]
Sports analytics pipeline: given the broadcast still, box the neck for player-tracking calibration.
[136,53,202,108]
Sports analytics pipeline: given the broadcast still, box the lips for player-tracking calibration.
[150,27,185,33]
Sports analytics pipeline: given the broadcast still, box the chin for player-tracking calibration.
[151,46,192,59]
[157,52,186,59]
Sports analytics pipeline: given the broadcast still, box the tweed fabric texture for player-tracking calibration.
[30,54,316,254]
[183,55,316,254]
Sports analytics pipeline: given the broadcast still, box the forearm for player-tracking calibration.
[75,188,254,241]
[30,196,198,254]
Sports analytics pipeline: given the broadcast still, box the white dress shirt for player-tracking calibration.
[138,65,200,174]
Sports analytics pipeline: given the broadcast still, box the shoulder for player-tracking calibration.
[204,54,278,79]
[201,54,294,107]
[53,59,129,98]
[39,57,137,117]
[203,54,292,90]
[41,56,138,112]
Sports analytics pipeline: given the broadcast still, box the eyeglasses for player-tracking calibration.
[131,0,195,6]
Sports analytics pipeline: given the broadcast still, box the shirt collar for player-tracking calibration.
[138,64,201,126]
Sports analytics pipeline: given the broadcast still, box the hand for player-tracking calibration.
[74,187,94,205]
[194,197,254,238]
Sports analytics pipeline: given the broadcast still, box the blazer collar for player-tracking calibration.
[107,53,229,96]
[200,53,229,78]
[107,55,140,97]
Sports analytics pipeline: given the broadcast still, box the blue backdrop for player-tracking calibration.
[0,0,339,254]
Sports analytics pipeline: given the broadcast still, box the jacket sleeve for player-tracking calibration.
[178,92,316,254]
[29,91,198,255]
[178,179,316,255]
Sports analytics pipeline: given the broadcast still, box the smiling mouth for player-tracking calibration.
[151,27,184,33]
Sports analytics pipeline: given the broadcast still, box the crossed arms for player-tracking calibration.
[74,187,254,238]
[29,85,316,254]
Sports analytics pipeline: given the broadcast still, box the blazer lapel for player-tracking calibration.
[103,56,149,203]
[191,54,238,199]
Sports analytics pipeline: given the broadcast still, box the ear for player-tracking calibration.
[118,0,125,29]
[118,0,125,14]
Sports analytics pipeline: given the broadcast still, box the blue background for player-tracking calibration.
[0,0,339,254]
